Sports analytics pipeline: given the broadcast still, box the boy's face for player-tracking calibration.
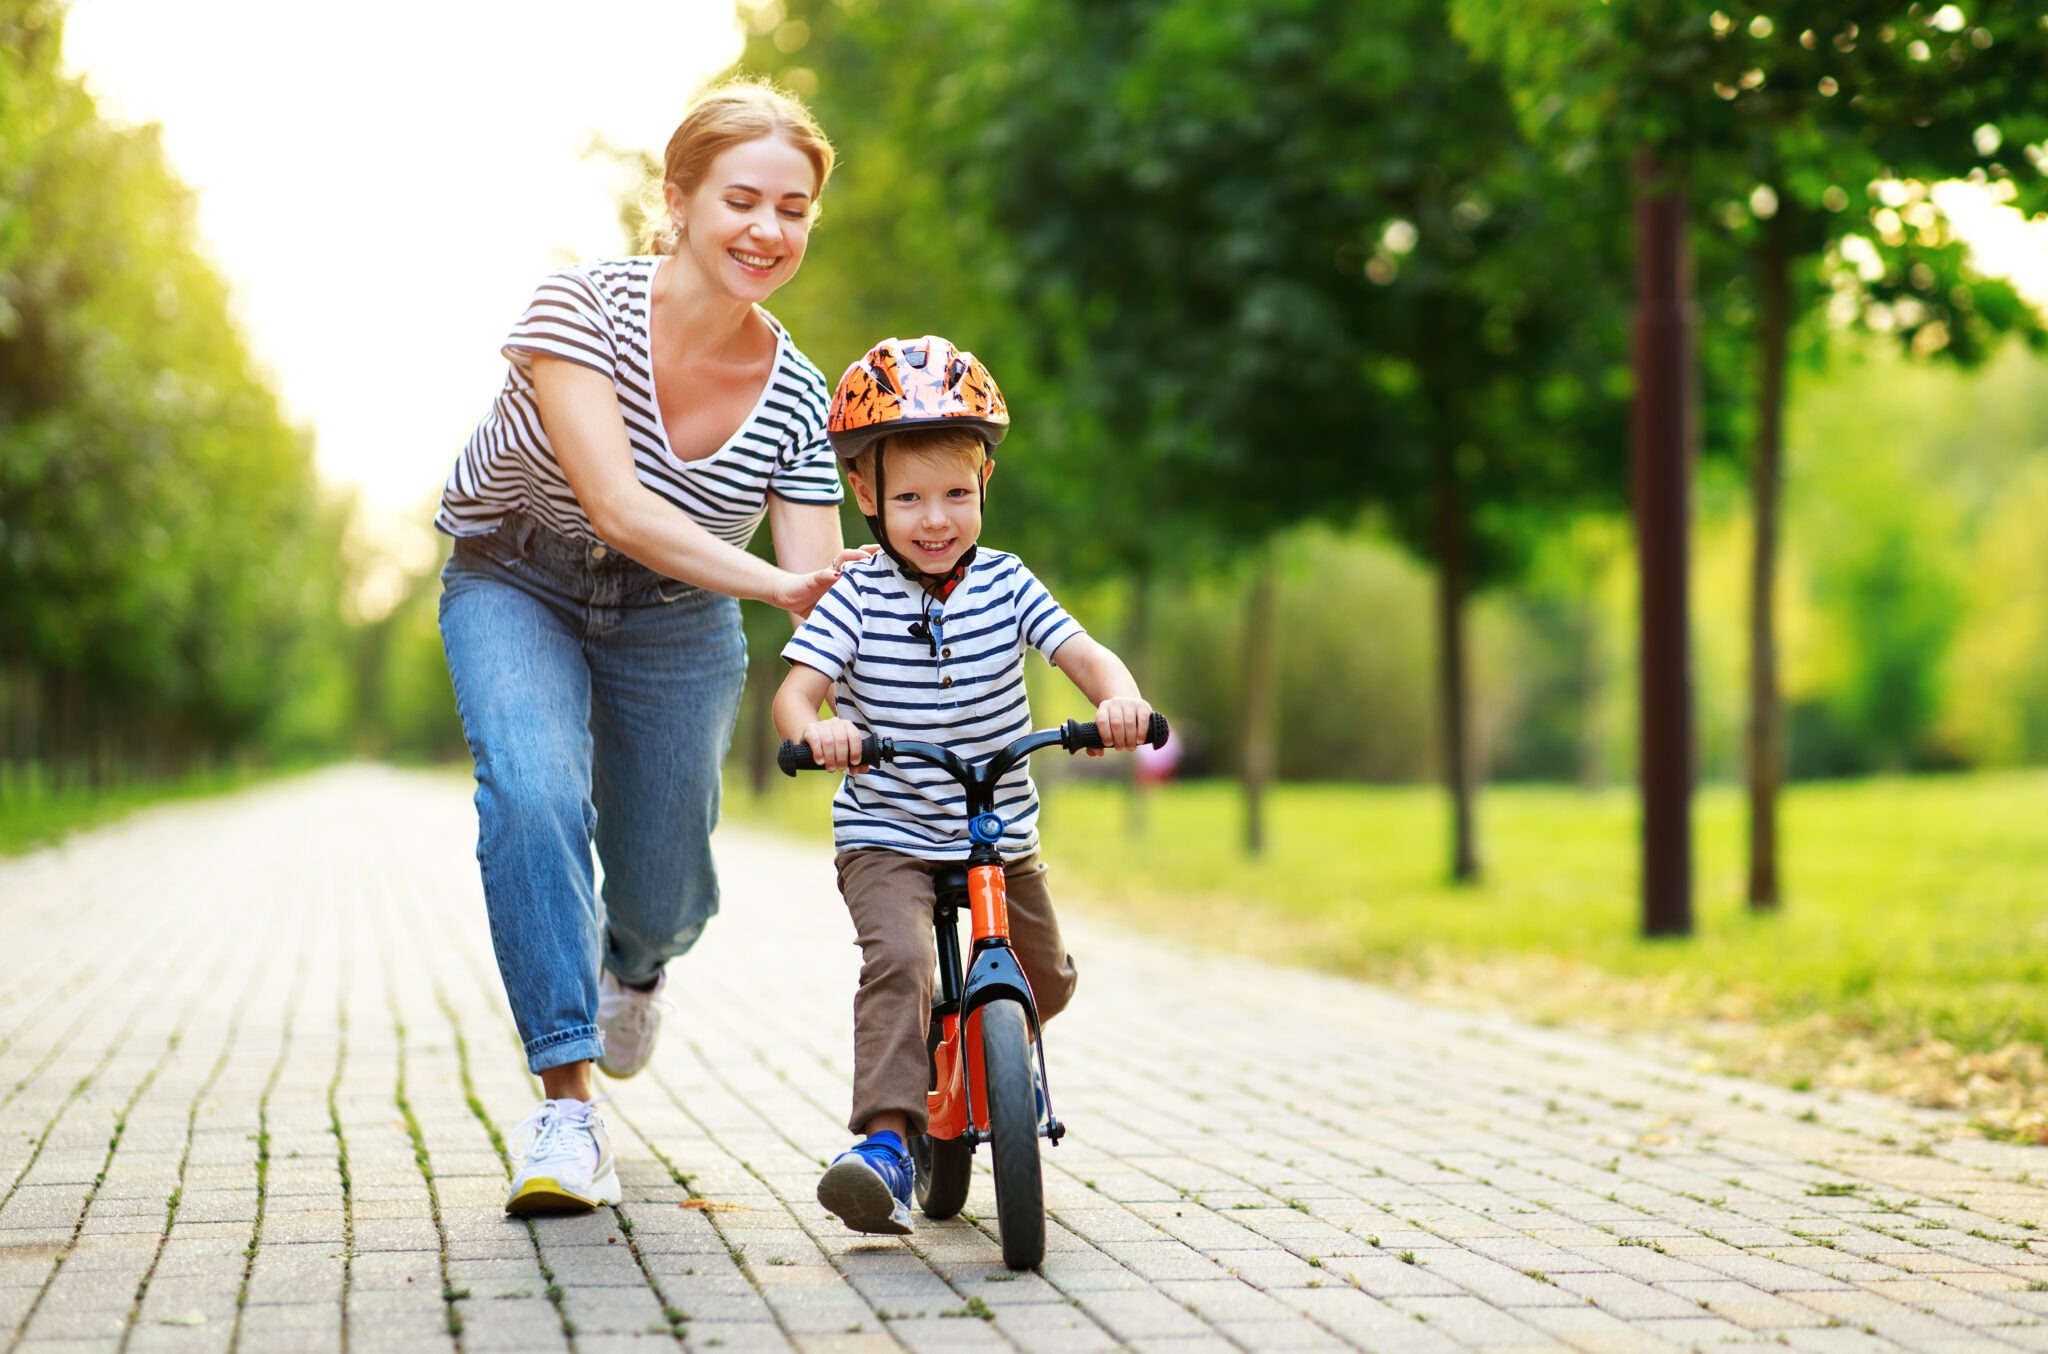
[850,450,993,576]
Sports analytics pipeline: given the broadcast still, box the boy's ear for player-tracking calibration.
[847,468,878,515]
[981,459,996,487]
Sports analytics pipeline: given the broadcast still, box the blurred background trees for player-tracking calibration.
[0,0,355,792]
[7,0,2047,925]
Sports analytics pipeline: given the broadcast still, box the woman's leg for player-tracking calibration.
[585,588,748,985]
[439,547,607,1075]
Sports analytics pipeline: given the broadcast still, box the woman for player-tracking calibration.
[436,80,858,1215]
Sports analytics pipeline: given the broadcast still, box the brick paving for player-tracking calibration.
[1,766,2045,1353]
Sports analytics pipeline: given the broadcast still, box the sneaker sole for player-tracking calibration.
[594,1055,647,1080]
[816,1159,912,1235]
[505,1169,622,1216]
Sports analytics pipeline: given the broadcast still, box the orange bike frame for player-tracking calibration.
[926,862,1011,1140]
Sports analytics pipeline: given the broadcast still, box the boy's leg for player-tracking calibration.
[586,588,748,985]
[835,849,941,1137]
[439,545,607,1075]
[1000,854,1079,1024]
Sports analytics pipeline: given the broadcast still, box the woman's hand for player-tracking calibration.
[832,544,881,570]
[801,716,871,772]
[774,566,844,618]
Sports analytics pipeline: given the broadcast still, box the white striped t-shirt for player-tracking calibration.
[782,549,1084,860]
[435,256,843,546]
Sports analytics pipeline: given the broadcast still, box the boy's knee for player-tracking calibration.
[1030,955,1079,1023]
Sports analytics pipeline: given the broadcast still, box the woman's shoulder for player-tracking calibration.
[756,306,830,396]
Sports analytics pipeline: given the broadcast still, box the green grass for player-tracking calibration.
[725,769,2048,1081]
[0,763,306,857]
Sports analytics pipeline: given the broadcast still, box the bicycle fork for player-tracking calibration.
[927,861,1065,1146]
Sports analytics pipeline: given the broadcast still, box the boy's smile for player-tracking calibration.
[852,451,993,577]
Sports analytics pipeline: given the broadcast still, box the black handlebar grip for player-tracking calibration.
[777,736,885,776]
[1064,713,1171,752]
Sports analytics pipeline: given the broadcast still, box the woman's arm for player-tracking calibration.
[534,355,841,612]
[768,496,874,621]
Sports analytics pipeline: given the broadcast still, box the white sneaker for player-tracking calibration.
[504,1098,621,1215]
[597,969,672,1079]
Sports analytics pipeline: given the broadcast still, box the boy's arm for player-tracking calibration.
[1049,634,1154,752]
[772,663,870,771]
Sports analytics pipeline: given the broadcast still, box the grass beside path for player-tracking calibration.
[728,768,2048,1141]
[0,763,306,857]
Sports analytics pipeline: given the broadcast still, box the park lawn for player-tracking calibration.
[727,769,2048,1137]
[0,764,303,857]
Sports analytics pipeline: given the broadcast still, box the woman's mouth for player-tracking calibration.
[728,248,778,274]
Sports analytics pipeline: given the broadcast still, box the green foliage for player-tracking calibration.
[0,0,357,782]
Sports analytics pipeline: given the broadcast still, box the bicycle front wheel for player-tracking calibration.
[979,999,1044,1270]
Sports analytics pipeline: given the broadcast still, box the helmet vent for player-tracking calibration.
[904,346,929,370]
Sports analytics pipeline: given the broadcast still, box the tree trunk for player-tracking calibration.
[1239,545,1279,856]
[1124,565,1153,838]
[1433,467,1481,884]
[1746,206,1790,912]
[1632,146,1697,939]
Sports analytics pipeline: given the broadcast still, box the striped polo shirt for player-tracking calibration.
[435,256,843,547]
[782,549,1084,860]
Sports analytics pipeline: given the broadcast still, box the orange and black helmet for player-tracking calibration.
[827,336,1009,460]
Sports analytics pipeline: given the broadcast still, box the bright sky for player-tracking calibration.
[63,0,745,574]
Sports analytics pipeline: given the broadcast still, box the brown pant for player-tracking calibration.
[835,848,1079,1136]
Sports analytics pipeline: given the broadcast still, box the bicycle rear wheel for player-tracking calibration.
[979,999,1044,1269]
[913,1132,972,1219]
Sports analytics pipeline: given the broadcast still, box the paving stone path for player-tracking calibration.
[2,766,2046,1353]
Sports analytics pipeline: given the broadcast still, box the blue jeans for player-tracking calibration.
[438,513,747,1073]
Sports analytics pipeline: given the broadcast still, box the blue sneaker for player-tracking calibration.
[817,1131,913,1235]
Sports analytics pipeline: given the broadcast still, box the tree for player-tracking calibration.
[1457,0,2048,921]
[1,0,355,786]
[962,0,1633,871]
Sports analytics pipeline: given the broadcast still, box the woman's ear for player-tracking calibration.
[663,180,686,233]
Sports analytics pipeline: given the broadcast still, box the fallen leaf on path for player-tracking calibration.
[160,1311,207,1327]
[679,1199,748,1212]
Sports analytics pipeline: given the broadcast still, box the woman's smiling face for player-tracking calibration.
[668,135,817,301]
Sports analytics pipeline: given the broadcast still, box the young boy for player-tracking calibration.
[773,336,1152,1235]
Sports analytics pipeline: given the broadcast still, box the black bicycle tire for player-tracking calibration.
[913,1131,973,1219]
[980,999,1045,1270]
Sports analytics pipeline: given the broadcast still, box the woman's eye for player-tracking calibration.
[725,199,755,212]
[779,208,807,220]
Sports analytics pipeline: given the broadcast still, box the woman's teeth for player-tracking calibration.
[730,249,776,269]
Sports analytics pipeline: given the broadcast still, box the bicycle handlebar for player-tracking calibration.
[777,713,1169,778]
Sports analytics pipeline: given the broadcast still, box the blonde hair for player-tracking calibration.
[851,427,988,488]
[639,77,836,254]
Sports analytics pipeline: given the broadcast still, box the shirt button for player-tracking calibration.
[941,648,952,658]
[590,544,608,561]
[941,677,953,688]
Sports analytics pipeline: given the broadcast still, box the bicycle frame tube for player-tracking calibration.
[967,863,1009,941]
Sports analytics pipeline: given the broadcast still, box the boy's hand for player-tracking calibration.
[802,716,872,772]
[1087,696,1154,757]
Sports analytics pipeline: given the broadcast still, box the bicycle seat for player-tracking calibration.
[932,864,971,903]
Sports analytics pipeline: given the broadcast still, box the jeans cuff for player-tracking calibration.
[526,1025,604,1075]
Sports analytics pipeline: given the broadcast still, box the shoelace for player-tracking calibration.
[510,1099,596,1164]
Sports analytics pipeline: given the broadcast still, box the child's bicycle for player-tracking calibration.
[778,712,1169,1270]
